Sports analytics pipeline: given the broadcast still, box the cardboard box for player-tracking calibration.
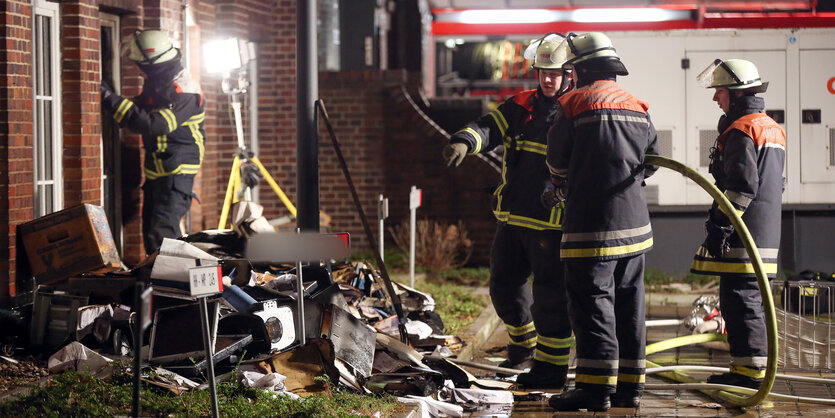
[18,204,122,285]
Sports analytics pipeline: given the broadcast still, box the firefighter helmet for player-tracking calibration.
[525,33,570,70]
[128,30,179,65]
[564,32,628,76]
[697,59,768,93]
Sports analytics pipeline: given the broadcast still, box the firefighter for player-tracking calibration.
[545,32,658,411]
[691,59,785,389]
[101,30,206,255]
[442,34,574,388]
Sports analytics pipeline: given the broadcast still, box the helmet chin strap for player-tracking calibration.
[556,70,575,97]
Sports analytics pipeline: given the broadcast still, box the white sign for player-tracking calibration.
[140,287,153,331]
[409,186,422,210]
[188,265,223,297]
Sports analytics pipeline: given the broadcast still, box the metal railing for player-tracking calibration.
[770,280,835,371]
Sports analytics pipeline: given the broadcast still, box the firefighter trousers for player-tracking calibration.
[489,223,573,366]
[142,175,195,254]
[565,254,646,395]
[720,275,768,377]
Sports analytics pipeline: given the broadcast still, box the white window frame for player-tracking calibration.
[32,0,63,217]
[99,13,120,206]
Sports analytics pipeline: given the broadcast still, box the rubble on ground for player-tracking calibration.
[0,202,514,414]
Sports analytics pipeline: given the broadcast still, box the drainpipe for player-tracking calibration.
[297,0,319,232]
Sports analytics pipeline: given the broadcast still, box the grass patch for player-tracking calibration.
[644,268,718,291]
[0,370,404,417]
[348,248,411,273]
[416,281,490,335]
[437,267,490,287]
[644,268,672,287]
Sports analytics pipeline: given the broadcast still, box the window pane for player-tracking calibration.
[44,184,54,214]
[41,15,51,96]
[35,100,44,180]
[34,17,42,95]
[43,103,53,179]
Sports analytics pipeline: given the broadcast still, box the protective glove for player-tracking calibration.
[442,142,469,167]
[703,218,734,258]
[540,181,566,209]
[100,81,120,111]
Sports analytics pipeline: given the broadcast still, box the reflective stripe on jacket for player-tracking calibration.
[691,107,786,278]
[547,80,659,260]
[112,71,206,179]
[450,88,563,231]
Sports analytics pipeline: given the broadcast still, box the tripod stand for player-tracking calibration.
[217,85,297,229]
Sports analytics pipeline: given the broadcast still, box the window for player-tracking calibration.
[100,13,123,251]
[32,0,62,217]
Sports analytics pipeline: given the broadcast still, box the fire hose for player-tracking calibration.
[436,155,835,406]
[643,154,777,407]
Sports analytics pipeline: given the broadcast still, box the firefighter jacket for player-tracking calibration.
[106,70,206,180]
[546,79,659,260]
[691,96,785,278]
[450,87,563,230]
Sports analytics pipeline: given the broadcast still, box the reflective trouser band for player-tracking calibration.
[505,321,535,336]
[575,374,617,386]
[506,321,536,348]
[508,335,536,348]
[534,350,569,366]
[617,373,646,383]
[730,365,766,379]
[537,335,574,349]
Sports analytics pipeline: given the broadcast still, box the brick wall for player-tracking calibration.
[61,1,102,207]
[211,0,300,228]
[383,83,498,264]
[0,0,495,307]
[0,0,34,304]
[317,70,406,250]
[115,4,146,265]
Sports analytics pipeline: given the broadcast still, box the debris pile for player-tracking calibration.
[1,202,514,415]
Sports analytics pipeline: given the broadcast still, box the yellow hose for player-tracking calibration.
[643,155,777,407]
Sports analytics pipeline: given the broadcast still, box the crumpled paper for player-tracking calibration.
[397,395,464,418]
[240,370,299,400]
[48,342,113,375]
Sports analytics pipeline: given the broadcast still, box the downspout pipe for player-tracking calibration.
[296,0,319,231]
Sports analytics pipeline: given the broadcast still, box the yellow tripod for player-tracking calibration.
[217,150,297,229]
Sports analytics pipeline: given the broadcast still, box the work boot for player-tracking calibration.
[611,391,642,408]
[496,345,534,377]
[707,372,762,389]
[515,361,567,389]
[548,388,611,412]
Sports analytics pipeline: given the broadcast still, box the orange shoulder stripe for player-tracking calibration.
[721,113,786,148]
[558,80,648,118]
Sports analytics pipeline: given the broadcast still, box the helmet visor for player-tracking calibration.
[696,58,746,89]
[696,59,722,88]
[524,33,565,61]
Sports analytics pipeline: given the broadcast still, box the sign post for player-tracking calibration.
[409,186,422,288]
[132,284,153,418]
[189,265,223,418]
[378,194,388,262]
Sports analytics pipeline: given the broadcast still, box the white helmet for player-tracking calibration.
[697,59,768,93]
[563,32,628,76]
[128,30,179,65]
[525,33,570,70]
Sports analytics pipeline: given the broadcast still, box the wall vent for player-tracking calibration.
[657,129,673,158]
[830,128,835,167]
[699,129,719,167]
